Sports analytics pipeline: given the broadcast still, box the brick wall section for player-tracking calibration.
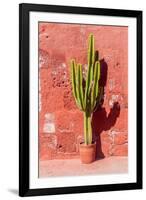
[39,23,128,160]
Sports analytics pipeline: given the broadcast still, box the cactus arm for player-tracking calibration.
[75,63,84,111]
[88,34,95,67]
[91,61,100,110]
[84,66,90,109]
[89,64,94,90]
[70,59,82,110]
[97,60,100,82]
[78,64,85,110]
[84,34,95,110]
[95,61,100,97]
[70,59,77,99]
[91,35,95,64]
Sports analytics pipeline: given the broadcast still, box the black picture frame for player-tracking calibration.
[19,3,143,197]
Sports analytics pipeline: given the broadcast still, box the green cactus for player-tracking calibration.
[70,34,103,145]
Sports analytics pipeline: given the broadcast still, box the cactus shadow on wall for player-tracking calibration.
[92,57,121,159]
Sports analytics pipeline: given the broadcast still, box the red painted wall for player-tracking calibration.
[39,23,128,160]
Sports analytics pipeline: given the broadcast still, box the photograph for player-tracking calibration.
[38,22,128,178]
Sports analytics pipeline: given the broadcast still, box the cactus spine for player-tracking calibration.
[70,34,103,145]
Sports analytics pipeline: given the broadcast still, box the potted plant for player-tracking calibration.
[70,34,103,164]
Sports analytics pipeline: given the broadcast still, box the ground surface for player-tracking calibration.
[39,156,128,177]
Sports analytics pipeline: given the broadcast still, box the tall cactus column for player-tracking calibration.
[70,34,102,146]
[84,112,92,145]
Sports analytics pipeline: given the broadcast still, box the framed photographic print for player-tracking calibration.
[19,3,143,197]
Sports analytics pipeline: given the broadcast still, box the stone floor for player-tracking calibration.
[39,156,128,178]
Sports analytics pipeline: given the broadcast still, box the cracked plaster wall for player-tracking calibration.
[39,23,128,160]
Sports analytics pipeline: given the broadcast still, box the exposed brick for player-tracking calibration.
[114,132,128,145]
[112,144,128,156]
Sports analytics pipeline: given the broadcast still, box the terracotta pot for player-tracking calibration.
[79,142,96,164]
